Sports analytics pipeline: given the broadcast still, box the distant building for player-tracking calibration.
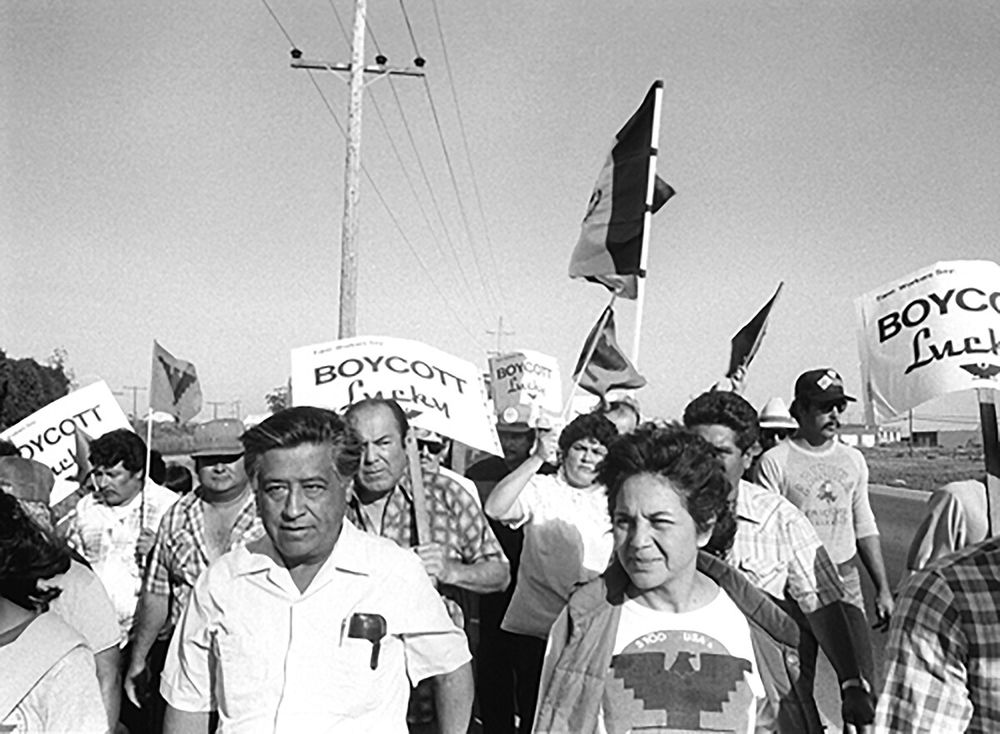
[838,423,901,448]
[911,429,981,450]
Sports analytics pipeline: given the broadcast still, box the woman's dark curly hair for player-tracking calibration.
[598,423,730,535]
[558,413,618,457]
[0,491,71,611]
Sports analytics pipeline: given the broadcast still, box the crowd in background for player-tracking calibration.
[0,367,996,733]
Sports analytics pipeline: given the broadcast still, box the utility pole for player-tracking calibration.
[486,316,515,356]
[290,0,424,339]
[122,385,147,421]
[206,401,226,420]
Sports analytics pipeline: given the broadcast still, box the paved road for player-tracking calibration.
[814,484,930,728]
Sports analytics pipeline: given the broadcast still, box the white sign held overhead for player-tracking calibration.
[488,350,562,427]
[0,381,133,504]
[291,336,502,456]
[855,260,1000,423]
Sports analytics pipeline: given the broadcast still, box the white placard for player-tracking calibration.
[1,381,133,504]
[488,350,562,426]
[291,336,502,456]
[855,260,1000,422]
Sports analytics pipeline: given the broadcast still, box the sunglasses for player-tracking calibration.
[815,400,848,414]
[417,440,446,455]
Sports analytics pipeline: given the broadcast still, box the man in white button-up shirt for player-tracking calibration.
[161,406,473,734]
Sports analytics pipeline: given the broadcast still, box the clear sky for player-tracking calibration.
[3,0,997,429]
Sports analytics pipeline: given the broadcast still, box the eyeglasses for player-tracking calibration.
[417,440,446,455]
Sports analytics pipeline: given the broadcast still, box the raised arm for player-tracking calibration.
[484,429,558,522]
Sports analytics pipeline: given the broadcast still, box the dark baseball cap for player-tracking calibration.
[794,368,856,404]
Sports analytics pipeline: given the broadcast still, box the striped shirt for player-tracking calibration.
[143,488,263,636]
[876,537,1000,733]
[726,479,845,614]
[64,481,178,644]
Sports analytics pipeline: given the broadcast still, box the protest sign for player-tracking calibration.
[0,381,132,504]
[488,350,562,426]
[291,337,502,456]
[855,260,1000,422]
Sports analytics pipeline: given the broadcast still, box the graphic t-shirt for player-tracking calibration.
[599,589,764,734]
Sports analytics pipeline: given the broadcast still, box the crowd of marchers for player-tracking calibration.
[1,367,997,733]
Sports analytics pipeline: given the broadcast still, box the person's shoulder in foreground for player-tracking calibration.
[876,535,1000,733]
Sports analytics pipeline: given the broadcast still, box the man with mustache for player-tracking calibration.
[757,369,894,688]
[124,419,262,732]
[344,398,508,731]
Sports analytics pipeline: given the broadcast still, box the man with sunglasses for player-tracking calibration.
[124,419,262,733]
[413,428,481,507]
[757,369,894,691]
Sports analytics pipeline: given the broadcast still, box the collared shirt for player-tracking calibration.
[346,469,505,627]
[161,520,470,733]
[64,481,178,644]
[726,479,845,614]
[143,488,263,636]
[876,537,1000,733]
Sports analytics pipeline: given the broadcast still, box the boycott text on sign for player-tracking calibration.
[0,381,133,504]
[291,337,502,455]
[855,260,1000,422]
[488,350,562,424]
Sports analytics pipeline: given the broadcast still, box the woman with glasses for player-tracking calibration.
[485,412,618,732]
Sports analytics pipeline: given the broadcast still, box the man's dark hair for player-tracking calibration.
[343,398,410,443]
[163,463,193,495]
[149,450,167,485]
[682,390,760,453]
[558,413,618,456]
[0,491,71,611]
[0,440,19,457]
[599,424,729,535]
[241,406,362,481]
[89,429,148,474]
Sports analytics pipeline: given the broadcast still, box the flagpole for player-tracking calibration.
[562,294,618,423]
[142,407,152,529]
[630,80,664,366]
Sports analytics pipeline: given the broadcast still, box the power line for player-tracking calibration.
[259,0,488,348]
[304,70,486,347]
[321,1,494,329]
[426,0,508,317]
[390,0,505,318]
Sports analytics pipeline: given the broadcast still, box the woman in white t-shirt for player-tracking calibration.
[533,425,823,734]
[0,491,107,734]
[484,412,619,731]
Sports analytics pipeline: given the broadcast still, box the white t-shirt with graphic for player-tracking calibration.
[599,588,765,734]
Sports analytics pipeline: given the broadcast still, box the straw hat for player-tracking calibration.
[758,397,798,431]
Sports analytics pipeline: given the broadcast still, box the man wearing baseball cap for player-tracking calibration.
[757,369,894,690]
[125,419,262,733]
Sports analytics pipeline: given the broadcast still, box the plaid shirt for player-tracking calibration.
[876,537,1000,733]
[143,489,263,636]
[64,481,178,644]
[346,469,505,627]
[725,480,845,614]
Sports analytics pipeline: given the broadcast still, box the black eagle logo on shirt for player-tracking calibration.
[611,650,751,730]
